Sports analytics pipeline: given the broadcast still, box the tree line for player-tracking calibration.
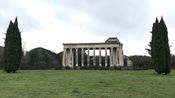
[1,46,175,70]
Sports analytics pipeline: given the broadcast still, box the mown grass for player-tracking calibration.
[0,70,175,98]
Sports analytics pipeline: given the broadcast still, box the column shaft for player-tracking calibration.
[62,48,66,66]
[81,48,84,67]
[93,48,96,66]
[66,49,68,66]
[116,48,119,66]
[70,48,73,67]
[99,48,102,66]
[119,47,124,66]
[87,48,90,66]
[112,48,116,67]
[110,48,113,67]
[76,48,78,66]
[105,48,107,66]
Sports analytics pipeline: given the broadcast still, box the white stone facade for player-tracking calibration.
[62,37,124,68]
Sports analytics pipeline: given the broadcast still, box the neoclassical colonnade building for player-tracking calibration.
[62,37,124,68]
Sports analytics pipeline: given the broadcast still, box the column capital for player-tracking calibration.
[64,48,67,50]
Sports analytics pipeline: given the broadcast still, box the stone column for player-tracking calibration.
[110,47,113,67]
[87,48,90,67]
[93,48,96,66]
[119,47,124,66]
[105,48,107,66]
[76,48,78,67]
[81,48,84,67]
[62,48,66,66]
[99,48,102,66]
[70,48,73,67]
[117,47,119,65]
[115,48,118,66]
[67,49,70,66]
[113,48,117,67]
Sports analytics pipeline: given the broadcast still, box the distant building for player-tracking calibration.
[62,37,124,68]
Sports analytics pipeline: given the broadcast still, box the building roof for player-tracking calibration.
[63,37,122,45]
[105,37,120,44]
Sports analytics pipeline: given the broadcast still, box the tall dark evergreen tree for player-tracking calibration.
[159,17,171,74]
[147,17,171,75]
[3,17,22,73]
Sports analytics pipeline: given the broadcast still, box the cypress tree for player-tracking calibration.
[159,17,171,74]
[3,17,22,73]
[147,17,171,75]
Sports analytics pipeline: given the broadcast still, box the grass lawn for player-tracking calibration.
[0,70,175,98]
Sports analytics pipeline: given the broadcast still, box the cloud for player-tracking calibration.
[1,0,175,55]
[51,0,151,40]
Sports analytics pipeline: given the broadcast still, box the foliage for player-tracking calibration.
[0,46,4,69]
[3,18,22,73]
[0,70,175,98]
[170,55,175,69]
[21,47,62,69]
[147,17,171,74]
[129,55,152,70]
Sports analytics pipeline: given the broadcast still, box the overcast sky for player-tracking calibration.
[0,0,175,56]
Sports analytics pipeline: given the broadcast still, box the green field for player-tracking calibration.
[0,70,175,98]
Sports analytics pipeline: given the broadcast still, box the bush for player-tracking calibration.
[129,55,152,70]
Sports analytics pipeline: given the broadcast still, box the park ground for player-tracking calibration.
[0,70,175,98]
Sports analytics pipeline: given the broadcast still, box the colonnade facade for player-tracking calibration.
[62,41,124,68]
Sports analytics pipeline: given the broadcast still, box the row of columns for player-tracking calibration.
[62,47,124,67]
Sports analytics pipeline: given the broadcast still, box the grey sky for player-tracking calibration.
[0,0,175,55]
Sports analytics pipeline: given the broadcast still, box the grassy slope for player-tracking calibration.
[0,70,175,98]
